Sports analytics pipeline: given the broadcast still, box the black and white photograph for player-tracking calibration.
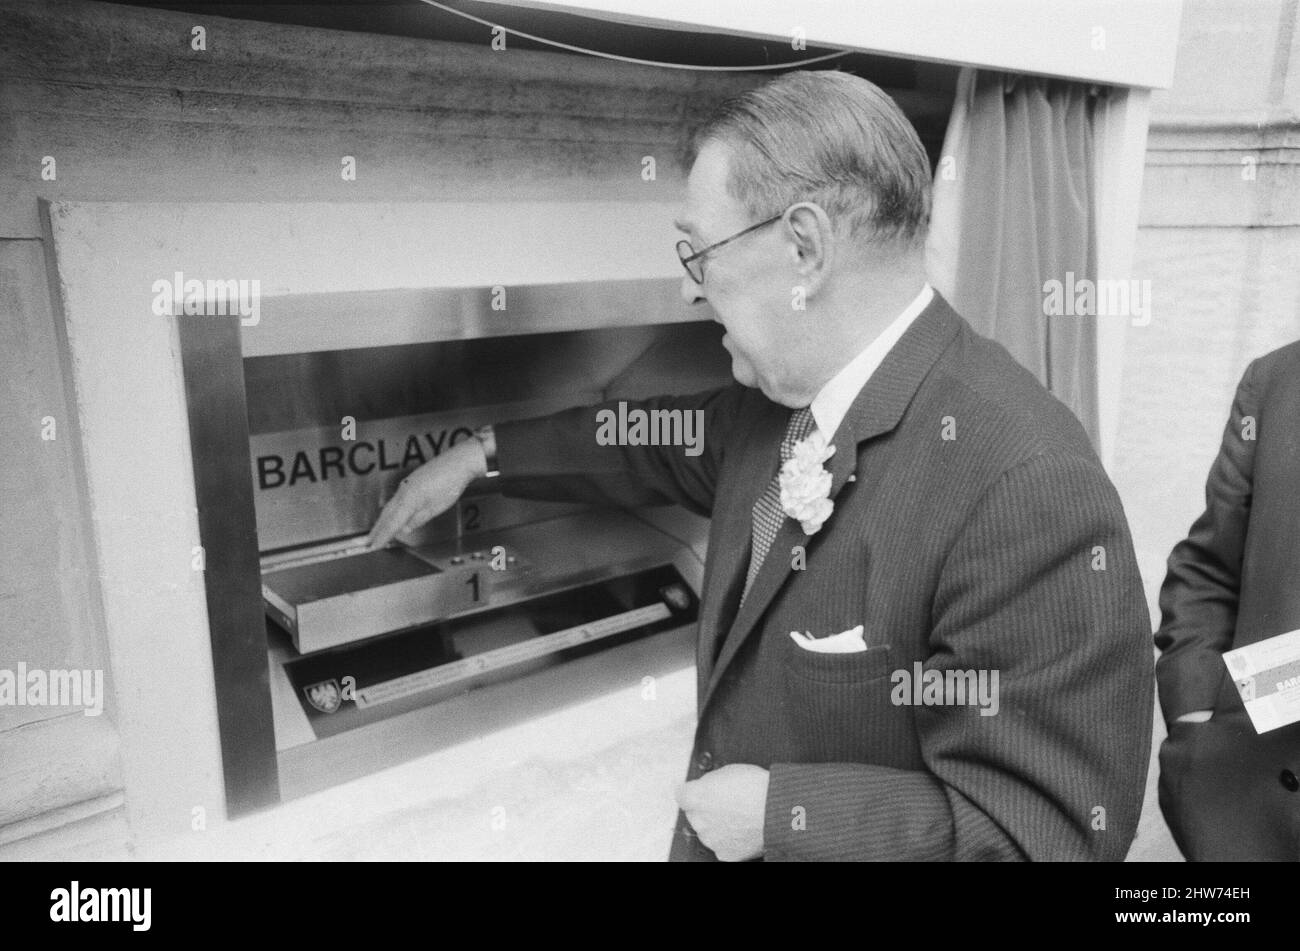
[0,0,1295,918]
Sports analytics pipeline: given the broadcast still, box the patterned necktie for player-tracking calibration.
[741,407,817,605]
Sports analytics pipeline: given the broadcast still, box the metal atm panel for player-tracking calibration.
[246,285,728,759]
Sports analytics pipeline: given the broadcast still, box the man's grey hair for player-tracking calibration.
[689,70,932,251]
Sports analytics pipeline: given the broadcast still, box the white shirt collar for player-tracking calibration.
[809,284,933,441]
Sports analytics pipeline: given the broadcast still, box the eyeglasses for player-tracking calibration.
[676,212,784,285]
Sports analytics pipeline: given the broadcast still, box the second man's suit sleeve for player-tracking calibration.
[1153,359,1261,723]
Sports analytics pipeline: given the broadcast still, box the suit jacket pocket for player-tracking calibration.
[785,641,893,684]
[784,644,907,764]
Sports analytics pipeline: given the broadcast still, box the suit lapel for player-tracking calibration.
[700,293,964,711]
[693,398,787,694]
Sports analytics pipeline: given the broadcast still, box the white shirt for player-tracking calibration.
[809,283,934,441]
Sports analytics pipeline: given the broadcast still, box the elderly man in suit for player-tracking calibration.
[1155,342,1300,860]
[369,71,1153,861]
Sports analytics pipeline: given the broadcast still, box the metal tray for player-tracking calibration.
[262,539,480,653]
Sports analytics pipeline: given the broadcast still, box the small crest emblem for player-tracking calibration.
[304,679,342,713]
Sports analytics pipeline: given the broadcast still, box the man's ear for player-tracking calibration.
[783,202,835,298]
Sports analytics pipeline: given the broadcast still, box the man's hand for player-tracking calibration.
[366,438,487,549]
[676,764,769,861]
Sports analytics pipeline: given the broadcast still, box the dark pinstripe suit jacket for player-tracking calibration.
[495,292,1153,861]
[1156,341,1300,860]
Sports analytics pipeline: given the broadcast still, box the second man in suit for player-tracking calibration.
[1155,342,1300,860]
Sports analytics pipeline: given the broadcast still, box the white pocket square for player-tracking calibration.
[789,624,867,654]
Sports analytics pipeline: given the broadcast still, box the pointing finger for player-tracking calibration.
[367,489,412,550]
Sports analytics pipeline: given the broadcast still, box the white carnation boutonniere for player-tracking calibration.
[779,430,836,535]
